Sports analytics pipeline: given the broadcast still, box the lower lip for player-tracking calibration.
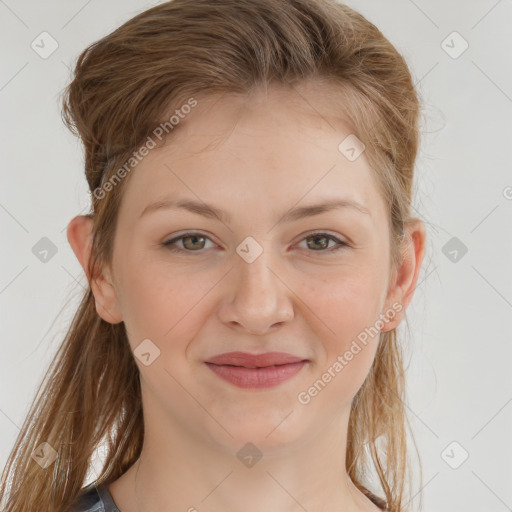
[205,361,307,389]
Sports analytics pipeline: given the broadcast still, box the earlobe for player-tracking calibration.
[380,219,427,333]
[66,215,123,324]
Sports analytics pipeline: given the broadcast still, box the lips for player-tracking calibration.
[205,351,306,368]
[204,351,307,389]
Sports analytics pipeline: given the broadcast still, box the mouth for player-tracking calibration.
[204,352,308,389]
[205,351,306,367]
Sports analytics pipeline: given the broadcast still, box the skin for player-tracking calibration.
[68,80,426,512]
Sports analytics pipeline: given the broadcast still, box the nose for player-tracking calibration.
[218,244,294,335]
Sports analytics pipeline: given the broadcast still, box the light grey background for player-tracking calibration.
[1,1,511,511]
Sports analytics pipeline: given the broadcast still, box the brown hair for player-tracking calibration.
[0,1,424,510]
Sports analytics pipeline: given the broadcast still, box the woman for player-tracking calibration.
[0,0,427,511]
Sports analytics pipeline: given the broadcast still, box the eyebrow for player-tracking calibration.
[138,196,371,224]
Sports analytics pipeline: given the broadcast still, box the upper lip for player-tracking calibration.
[205,351,306,368]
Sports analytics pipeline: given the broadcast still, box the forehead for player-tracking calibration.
[117,81,387,227]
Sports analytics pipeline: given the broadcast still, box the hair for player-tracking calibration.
[0,1,425,511]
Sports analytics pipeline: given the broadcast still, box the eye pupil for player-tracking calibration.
[307,234,329,250]
[183,235,206,250]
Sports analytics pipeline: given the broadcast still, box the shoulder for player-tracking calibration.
[69,481,120,512]
[69,483,103,512]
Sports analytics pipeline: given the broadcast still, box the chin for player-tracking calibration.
[206,410,307,455]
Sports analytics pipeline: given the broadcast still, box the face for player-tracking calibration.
[96,81,404,455]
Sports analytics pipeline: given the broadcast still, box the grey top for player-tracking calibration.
[71,482,120,512]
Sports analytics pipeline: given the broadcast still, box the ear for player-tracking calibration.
[66,215,123,324]
[380,219,427,332]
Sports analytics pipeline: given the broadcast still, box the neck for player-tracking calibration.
[109,396,379,512]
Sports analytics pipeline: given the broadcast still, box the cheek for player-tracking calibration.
[295,268,384,392]
[116,257,214,349]
[296,265,385,338]
[302,281,381,406]
[306,341,378,413]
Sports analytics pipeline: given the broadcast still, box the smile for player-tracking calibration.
[204,360,307,388]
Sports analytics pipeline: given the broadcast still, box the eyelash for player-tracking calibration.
[162,231,349,255]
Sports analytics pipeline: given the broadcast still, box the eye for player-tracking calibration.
[163,232,215,252]
[162,231,349,254]
[296,231,349,253]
